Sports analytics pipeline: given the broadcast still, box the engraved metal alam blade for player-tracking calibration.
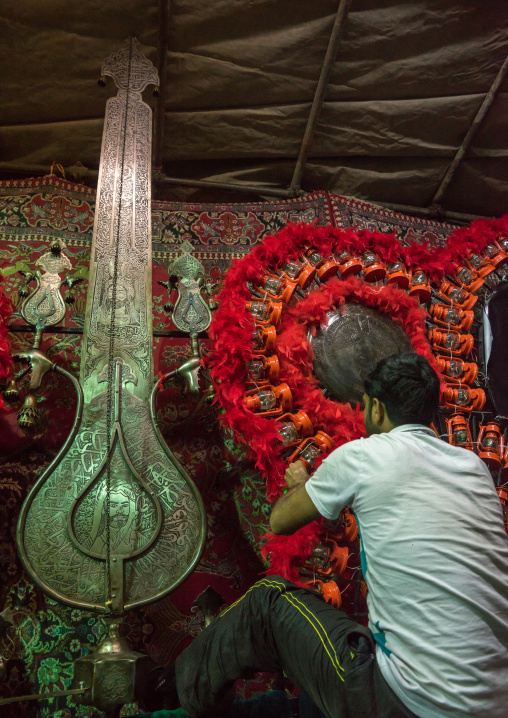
[17,39,206,613]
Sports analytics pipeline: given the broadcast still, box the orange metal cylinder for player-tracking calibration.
[361,251,386,282]
[334,248,363,278]
[386,261,410,289]
[253,325,277,354]
[444,413,474,451]
[477,422,502,469]
[408,267,431,303]
[437,280,478,310]
[287,430,334,471]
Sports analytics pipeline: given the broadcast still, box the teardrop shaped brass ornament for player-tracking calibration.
[17,358,205,613]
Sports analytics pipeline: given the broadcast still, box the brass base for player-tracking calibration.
[72,620,152,712]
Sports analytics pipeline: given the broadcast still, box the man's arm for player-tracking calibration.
[270,461,322,535]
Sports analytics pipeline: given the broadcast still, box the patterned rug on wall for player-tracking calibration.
[0,176,458,717]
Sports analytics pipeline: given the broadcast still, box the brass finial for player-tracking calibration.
[4,379,20,403]
[17,395,39,429]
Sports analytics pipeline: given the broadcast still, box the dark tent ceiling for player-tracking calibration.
[1,0,507,221]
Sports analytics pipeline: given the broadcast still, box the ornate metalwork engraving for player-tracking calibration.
[310,304,413,405]
[81,39,156,403]
[21,386,204,609]
[17,40,206,613]
[102,42,159,93]
[169,240,212,333]
[21,240,71,331]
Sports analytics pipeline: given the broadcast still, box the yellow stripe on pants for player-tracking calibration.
[218,578,345,681]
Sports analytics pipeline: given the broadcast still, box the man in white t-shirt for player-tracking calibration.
[153,353,508,718]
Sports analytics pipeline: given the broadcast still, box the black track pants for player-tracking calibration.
[175,576,417,718]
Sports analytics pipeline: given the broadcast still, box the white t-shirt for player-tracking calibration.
[305,424,508,718]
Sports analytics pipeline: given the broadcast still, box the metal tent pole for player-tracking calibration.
[290,0,353,192]
[431,53,508,207]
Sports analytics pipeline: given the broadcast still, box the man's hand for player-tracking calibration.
[270,461,320,535]
[284,459,309,490]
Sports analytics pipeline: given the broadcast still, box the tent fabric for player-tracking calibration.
[1,2,508,214]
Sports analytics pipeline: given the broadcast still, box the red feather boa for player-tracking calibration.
[209,215,508,582]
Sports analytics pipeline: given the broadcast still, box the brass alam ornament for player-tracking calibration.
[20,238,72,348]
[16,39,206,616]
[167,239,212,333]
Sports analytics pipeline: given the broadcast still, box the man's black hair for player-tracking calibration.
[363,352,440,426]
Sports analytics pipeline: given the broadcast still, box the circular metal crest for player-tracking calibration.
[310,303,414,406]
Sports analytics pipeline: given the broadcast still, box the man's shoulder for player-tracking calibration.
[328,432,396,461]
[328,435,367,459]
[330,428,431,469]
[325,425,480,469]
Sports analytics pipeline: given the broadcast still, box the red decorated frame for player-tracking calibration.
[208,217,508,584]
